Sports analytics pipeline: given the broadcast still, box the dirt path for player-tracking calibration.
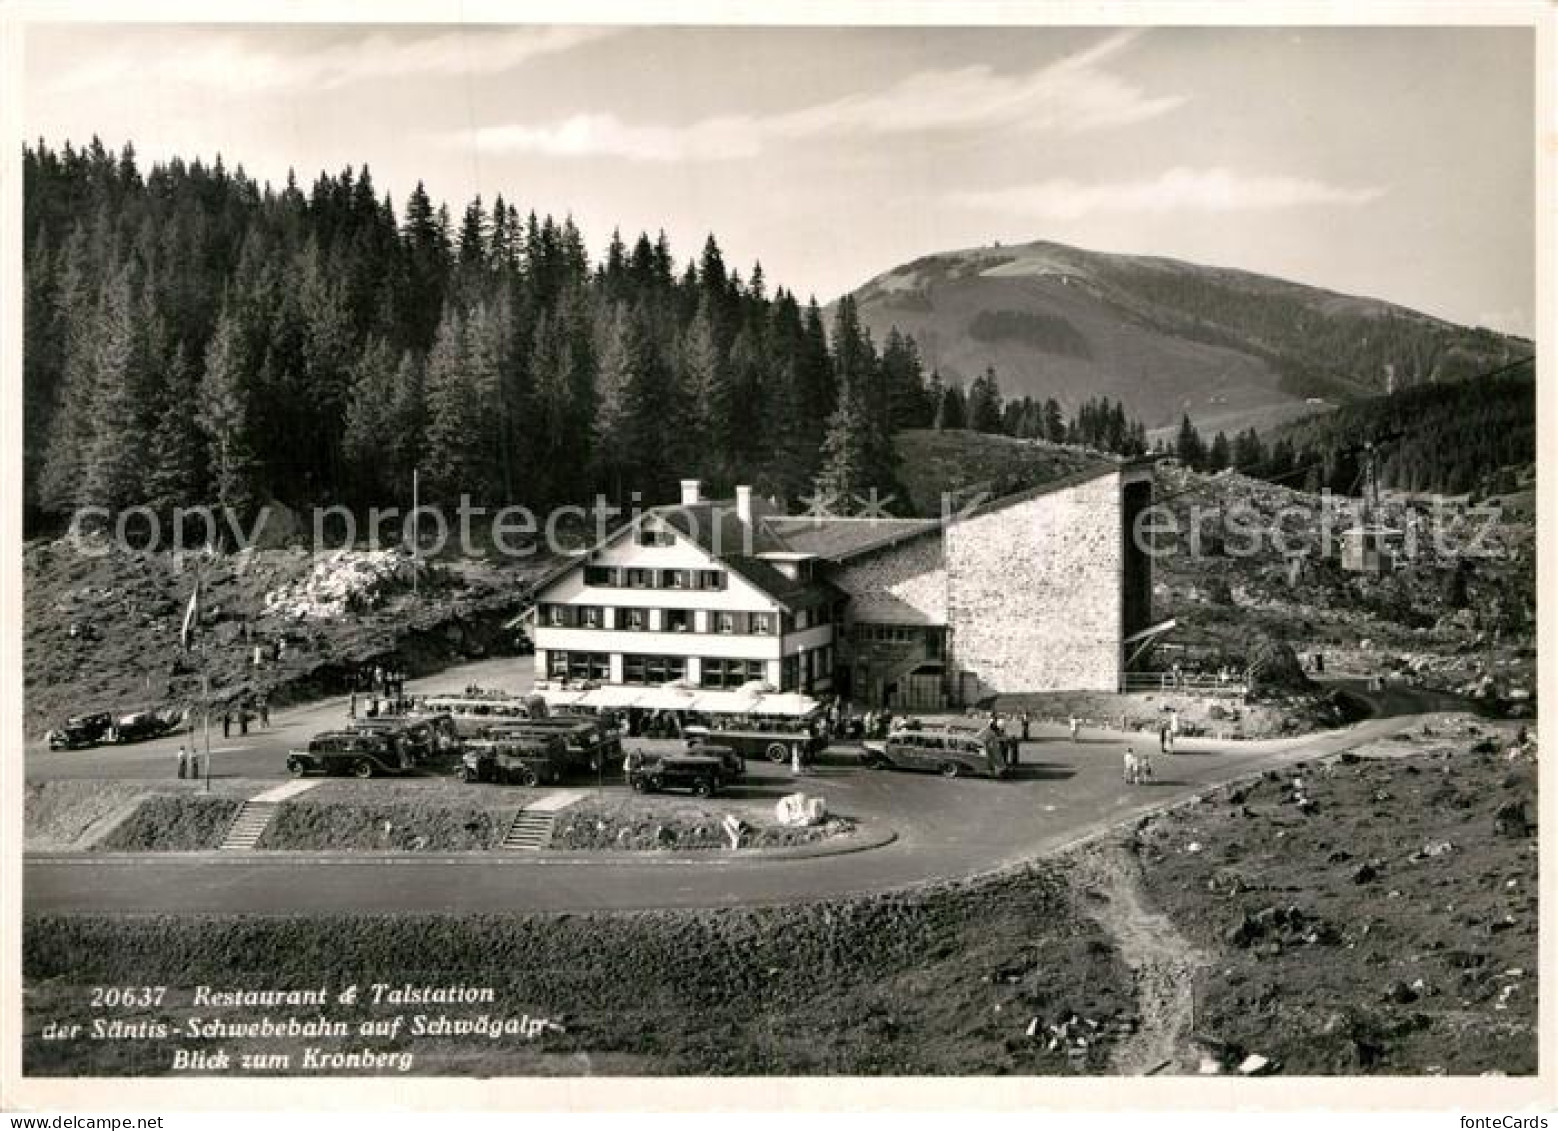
[1072,843,1204,1075]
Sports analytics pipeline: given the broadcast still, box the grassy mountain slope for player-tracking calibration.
[846,240,1531,434]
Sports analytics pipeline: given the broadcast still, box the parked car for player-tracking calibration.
[110,708,185,744]
[679,739,746,781]
[861,723,1009,779]
[455,734,567,787]
[682,719,825,764]
[350,713,461,764]
[46,711,114,750]
[484,717,622,774]
[624,750,727,797]
[286,730,414,778]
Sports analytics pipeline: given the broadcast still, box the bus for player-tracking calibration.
[415,691,548,738]
[483,716,622,774]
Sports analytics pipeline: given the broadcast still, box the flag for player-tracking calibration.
[180,571,201,651]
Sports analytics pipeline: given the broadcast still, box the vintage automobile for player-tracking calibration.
[624,749,727,797]
[416,691,548,738]
[454,734,567,787]
[484,716,622,774]
[350,712,461,764]
[286,730,415,778]
[110,708,186,744]
[861,722,1010,780]
[46,711,114,750]
[678,739,746,781]
[682,718,826,765]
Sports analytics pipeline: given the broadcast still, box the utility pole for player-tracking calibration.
[412,467,420,598]
[202,672,211,793]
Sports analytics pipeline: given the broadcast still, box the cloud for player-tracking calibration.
[950,167,1387,220]
[465,29,1183,162]
[46,25,616,96]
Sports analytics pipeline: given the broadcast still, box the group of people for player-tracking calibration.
[1122,747,1155,785]
[174,744,206,779]
[364,664,407,697]
[220,695,269,738]
[348,691,413,720]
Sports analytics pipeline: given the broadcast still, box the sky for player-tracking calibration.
[21,21,1538,338]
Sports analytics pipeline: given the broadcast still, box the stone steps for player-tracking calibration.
[219,801,278,851]
[502,810,556,851]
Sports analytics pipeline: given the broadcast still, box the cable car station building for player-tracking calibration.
[531,462,1157,709]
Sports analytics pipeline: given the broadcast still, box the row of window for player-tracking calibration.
[584,565,726,591]
[546,651,769,690]
[542,604,777,635]
[622,654,686,685]
[548,650,611,682]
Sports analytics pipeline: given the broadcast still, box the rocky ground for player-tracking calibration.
[22,538,556,739]
[1152,465,1537,709]
[994,685,1364,741]
[1125,715,1538,1075]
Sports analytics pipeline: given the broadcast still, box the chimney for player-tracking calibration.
[680,479,703,507]
[735,484,753,525]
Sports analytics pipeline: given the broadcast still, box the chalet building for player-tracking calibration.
[531,462,1157,707]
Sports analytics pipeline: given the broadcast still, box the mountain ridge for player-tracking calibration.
[838,238,1531,435]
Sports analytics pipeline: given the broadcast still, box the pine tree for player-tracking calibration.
[968,366,1004,433]
[79,265,147,511]
[36,226,101,516]
[342,336,399,502]
[1042,397,1066,443]
[813,394,874,513]
[680,296,731,473]
[1176,414,1206,469]
[1207,431,1231,472]
[937,382,967,430]
[198,307,258,521]
[144,345,206,519]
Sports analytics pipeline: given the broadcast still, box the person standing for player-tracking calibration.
[176,745,188,780]
[258,696,270,729]
[1069,715,1080,743]
[1021,710,1032,742]
[222,710,231,739]
[1159,719,1170,754]
[791,743,804,776]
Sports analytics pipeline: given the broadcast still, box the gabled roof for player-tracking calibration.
[654,502,790,557]
[765,459,1142,564]
[765,516,941,561]
[720,555,846,612]
[532,500,843,614]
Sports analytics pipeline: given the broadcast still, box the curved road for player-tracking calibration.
[26,677,1462,916]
